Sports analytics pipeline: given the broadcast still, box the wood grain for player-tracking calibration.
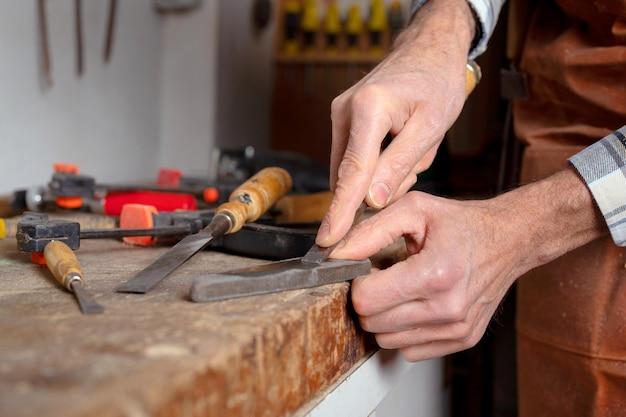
[0,237,371,417]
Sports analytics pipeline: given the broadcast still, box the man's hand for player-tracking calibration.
[316,0,476,247]
[331,169,605,361]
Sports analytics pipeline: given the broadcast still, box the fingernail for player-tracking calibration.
[315,219,331,246]
[368,182,391,208]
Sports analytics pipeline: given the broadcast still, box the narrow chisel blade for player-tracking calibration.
[116,216,231,294]
[71,281,104,314]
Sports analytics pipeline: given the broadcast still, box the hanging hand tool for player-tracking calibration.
[116,167,293,294]
[346,4,363,50]
[367,0,388,51]
[323,0,341,50]
[38,0,52,87]
[103,0,117,63]
[43,241,104,314]
[75,0,84,76]
[191,63,483,302]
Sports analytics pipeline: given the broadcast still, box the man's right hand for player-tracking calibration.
[316,0,476,247]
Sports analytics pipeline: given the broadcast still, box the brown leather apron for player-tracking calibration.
[513,1,626,416]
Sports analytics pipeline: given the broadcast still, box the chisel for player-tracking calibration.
[116,167,293,294]
[43,241,104,314]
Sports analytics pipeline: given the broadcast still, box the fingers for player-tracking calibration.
[366,115,443,209]
[374,320,472,349]
[317,95,393,247]
[331,193,425,260]
[329,96,351,190]
[360,300,457,333]
[395,313,490,362]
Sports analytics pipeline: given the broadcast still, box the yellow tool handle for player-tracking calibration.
[43,241,83,291]
[275,191,333,224]
[217,167,293,234]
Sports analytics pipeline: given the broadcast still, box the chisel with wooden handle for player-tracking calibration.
[43,241,104,314]
[116,167,293,294]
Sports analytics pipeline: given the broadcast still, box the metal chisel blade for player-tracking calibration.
[71,281,104,314]
[116,216,230,294]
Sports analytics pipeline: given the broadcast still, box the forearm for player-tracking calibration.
[496,169,606,277]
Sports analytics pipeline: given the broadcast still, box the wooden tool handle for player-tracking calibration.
[218,167,293,234]
[275,191,333,224]
[43,241,83,291]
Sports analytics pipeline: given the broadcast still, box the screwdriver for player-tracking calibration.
[43,241,104,314]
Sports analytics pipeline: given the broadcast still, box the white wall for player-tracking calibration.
[0,0,162,193]
[159,1,218,177]
[215,0,275,150]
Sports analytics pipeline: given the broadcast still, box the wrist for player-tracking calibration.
[495,169,606,277]
[394,0,475,60]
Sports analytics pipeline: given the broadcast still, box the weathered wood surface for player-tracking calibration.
[0,237,371,417]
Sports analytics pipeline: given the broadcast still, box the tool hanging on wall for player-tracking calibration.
[103,0,117,63]
[301,0,319,49]
[324,0,341,50]
[75,0,84,76]
[43,241,104,314]
[282,0,301,55]
[38,0,52,88]
[388,0,405,41]
[368,0,388,51]
[116,167,293,294]
[345,4,363,50]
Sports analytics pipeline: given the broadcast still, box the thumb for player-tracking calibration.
[331,193,425,260]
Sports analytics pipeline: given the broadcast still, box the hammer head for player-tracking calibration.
[16,213,80,252]
[190,257,371,302]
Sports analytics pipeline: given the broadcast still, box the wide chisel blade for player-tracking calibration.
[116,216,230,294]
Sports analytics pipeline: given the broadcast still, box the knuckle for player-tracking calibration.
[399,347,421,363]
[425,264,456,293]
[450,321,472,341]
[337,147,367,179]
[352,84,385,108]
[330,97,345,120]
[442,296,469,322]
[463,330,483,350]
[351,286,371,316]
[375,333,394,349]
[358,316,374,332]
[387,149,417,177]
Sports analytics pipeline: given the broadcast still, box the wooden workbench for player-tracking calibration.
[0,237,372,417]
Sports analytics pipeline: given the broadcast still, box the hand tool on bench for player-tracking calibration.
[15,212,204,254]
[190,204,368,302]
[190,62,482,302]
[43,240,104,314]
[116,167,293,294]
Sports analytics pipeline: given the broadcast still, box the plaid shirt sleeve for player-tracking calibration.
[410,0,506,59]
[569,126,626,246]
